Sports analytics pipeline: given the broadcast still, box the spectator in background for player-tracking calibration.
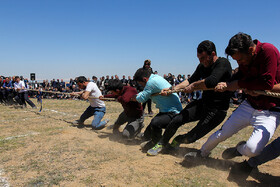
[142,59,154,116]
[166,73,174,86]
[3,77,15,105]
[127,76,136,87]
[60,79,66,90]
[69,78,75,90]
[92,76,98,84]
[99,76,106,94]
[121,75,128,86]
[0,76,4,104]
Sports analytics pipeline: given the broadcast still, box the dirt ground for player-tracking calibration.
[0,99,280,186]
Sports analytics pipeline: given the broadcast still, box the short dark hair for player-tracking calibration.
[92,76,97,80]
[107,79,123,91]
[134,68,152,82]
[225,32,254,56]
[15,76,20,79]
[197,40,217,56]
[75,76,87,83]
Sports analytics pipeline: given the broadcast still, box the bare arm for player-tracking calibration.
[184,79,208,93]
[81,91,90,100]
[174,79,190,90]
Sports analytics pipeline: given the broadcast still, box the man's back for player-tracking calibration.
[136,74,182,114]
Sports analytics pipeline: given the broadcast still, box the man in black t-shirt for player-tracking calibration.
[147,40,232,156]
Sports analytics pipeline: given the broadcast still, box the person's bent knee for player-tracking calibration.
[122,129,132,139]
[239,143,262,157]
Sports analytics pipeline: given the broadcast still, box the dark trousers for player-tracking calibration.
[18,92,36,107]
[0,89,4,103]
[142,99,152,113]
[4,90,16,105]
[144,112,177,143]
[161,99,227,145]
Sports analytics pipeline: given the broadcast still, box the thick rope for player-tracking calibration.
[152,88,280,98]
[27,89,116,101]
[27,88,280,99]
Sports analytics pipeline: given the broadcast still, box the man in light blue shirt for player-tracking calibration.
[133,68,182,152]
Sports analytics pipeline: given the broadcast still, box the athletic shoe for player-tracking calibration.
[222,141,246,159]
[148,111,154,117]
[162,140,180,154]
[72,120,84,128]
[138,132,150,142]
[140,140,155,152]
[182,150,209,168]
[184,150,204,159]
[147,143,163,156]
[170,139,180,150]
[72,119,83,125]
[104,119,110,125]
[228,161,253,182]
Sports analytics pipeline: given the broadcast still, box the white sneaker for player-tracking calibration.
[72,120,84,125]
[104,119,110,125]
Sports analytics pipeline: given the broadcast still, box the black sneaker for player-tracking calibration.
[228,161,253,182]
[140,140,155,152]
[184,150,204,159]
[162,141,180,155]
[138,132,150,142]
[182,150,208,168]
[222,141,246,159]
[72,120,84,128]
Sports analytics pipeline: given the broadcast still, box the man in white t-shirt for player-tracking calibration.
[14,76,36,108]
[72,76,109,130]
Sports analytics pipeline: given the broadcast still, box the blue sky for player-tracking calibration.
[1,0,280,81]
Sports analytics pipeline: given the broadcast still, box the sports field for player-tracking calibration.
[0,99,279,186]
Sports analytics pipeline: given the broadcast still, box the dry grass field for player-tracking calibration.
[0,98,280,186]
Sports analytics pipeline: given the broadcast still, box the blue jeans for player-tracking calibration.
[80,106,107,129]
[248,136,280,167]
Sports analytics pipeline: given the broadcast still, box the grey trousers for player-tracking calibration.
[114,111,144,139]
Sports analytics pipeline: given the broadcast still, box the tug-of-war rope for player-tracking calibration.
[27,89,116,101]
[152,88,280,98]
[26,87,280,113]
[28,88,280,101]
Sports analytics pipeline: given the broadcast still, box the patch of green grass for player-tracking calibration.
[81,175,98,186]
[26,175,46,186]
[0,138,25,151]
[188,176,224,187]
[157,177,188,187]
